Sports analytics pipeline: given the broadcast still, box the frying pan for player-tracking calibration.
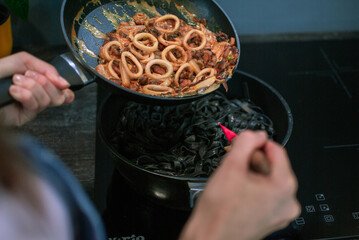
[0,0,240,106]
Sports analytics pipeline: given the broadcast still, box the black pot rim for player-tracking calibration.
[0,4,10,26]
[97,70,293,182]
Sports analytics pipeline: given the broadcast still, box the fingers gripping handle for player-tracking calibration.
[224,146,271,175]
[0,53,82,108]
[0,53,94,108]
[250,150,270,175]
[0,76,14,108]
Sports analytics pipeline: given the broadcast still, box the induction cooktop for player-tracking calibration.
[242,39,359,240]
[95,38,359,240]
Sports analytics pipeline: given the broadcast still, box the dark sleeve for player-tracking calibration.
[17,135,107,240]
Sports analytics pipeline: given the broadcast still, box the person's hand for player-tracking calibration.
[0,52,75,126]
[179,130,301,240]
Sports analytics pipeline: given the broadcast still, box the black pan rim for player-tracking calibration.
[60,0,240,102]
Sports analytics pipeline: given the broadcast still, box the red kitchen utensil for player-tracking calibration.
[218,123,271,175]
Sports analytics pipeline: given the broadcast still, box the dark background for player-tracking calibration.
[0,0,359,47]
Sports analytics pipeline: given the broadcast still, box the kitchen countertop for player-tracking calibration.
[13,45,98,198]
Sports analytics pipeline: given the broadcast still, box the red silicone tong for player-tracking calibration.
[219,123,270,175]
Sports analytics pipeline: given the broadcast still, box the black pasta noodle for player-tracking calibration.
[110,91,275,177]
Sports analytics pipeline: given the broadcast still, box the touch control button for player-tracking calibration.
[305,205,316,213]
[295,217,306,225]
[320,204,330,211]
[315,194,326,201]
[352,212,359,220]
[324,215,334,223]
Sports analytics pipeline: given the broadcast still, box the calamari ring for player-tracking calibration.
[142,84,174,96]
[183,29,207,51]
[117,25,146,38]
[120,61,130,87]
[193,68,217,83]
[107,59,121,79]
[212,42,229,60]
[154,14,180,34]
[140,52,155,63]
[145,59,174,80]
[133,12,149,25]
[121,51,143,79]
[161,45,188,67]
[94,64,112,79]
[160,79,172,87]
[133,33,158,52]
[174,63,194,87]
[158,34,182,46]
[100,41,123,61]
[129,43,151,60]
[189,59,201,74]
[193,76,216,90]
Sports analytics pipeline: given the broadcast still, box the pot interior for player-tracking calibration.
[97,70,293,179]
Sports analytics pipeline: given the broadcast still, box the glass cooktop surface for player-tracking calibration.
[95,38,359,240]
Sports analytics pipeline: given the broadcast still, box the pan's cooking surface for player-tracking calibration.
[71,0,234,67]
[61,0,239,103]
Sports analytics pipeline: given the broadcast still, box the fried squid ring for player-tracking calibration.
[183,29,207,51]
[189,59,201,74]
[108,59,121,79]
[174,63,194,87]
[117,25,146,38]
[140,52,155,63]
[154,14,180,34]
[158,34,182,46]
[121,51,143,79]
[95,64,112,79]
[160,79,172,87]
[133,12,149,25]
[193,76,216,91]
[133,33,158,52]
[193,68,217,83]
[161,45,188,67]
[145,59,174,80]
[212,42,229,60]
[120,62,130,87]
[142,84,174,96]
[100,41,123,61]
[129,43,151,60]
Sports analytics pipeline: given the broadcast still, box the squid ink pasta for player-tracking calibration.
[110,91,275,177]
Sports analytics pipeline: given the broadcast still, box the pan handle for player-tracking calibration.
[51,52,95,91]
[0,52,95,108]
[0,76,15,108]
[188,182,206,208]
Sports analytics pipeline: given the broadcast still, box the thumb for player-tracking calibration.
[62,89,75,104]
[227,130,268,171]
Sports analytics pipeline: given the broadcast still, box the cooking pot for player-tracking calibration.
[97,70,293,210]
[0,0,240,107]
